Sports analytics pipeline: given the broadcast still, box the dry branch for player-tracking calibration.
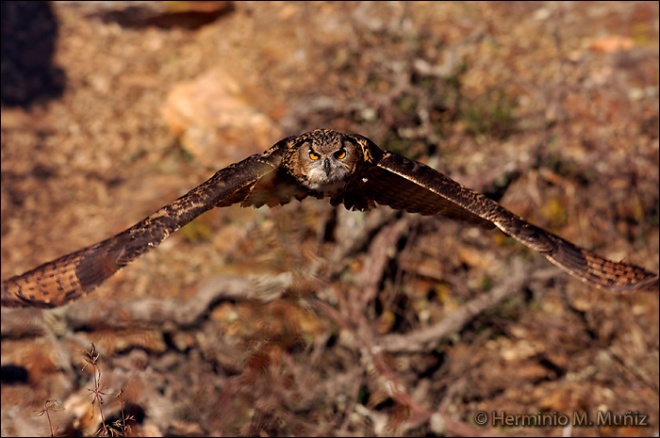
[378,259,530,353]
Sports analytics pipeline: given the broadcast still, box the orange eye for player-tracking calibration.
[334,149,346,160]
[309,150,320,161]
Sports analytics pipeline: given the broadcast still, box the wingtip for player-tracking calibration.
[631,274,659,292]
[591,272,659,293]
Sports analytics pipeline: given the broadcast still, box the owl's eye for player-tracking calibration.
[309,150,321,161]
[334,148,347,160]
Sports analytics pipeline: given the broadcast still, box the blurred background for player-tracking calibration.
[1,2,658,436]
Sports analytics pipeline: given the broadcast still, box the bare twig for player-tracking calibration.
[83,343,109,436]
[36,399,64,438]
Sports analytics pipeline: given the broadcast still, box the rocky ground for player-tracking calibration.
[1,2,658,436]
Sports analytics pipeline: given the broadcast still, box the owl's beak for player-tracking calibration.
[324,158,331,176]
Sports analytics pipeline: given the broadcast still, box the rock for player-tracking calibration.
[162,68,282,166]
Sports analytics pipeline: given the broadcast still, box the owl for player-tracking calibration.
[283,129,360,195]
[2,129,658,308]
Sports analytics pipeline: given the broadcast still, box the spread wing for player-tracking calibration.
[345,139,658,292]
[1,138,305,308]
[3,130,658,308]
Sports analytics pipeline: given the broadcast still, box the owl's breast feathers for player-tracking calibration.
[240,132,387,211]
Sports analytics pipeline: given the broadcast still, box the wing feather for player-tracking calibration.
[1,149,284,308]
[359,153,496,227]
[359,152,658,292]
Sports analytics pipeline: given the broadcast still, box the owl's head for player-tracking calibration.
[291,129,361,195]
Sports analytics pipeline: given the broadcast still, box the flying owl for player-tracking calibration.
[2,129,658,308]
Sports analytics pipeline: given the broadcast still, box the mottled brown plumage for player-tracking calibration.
[2,129,658,308]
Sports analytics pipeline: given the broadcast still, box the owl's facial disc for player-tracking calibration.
[297,141,353,194]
